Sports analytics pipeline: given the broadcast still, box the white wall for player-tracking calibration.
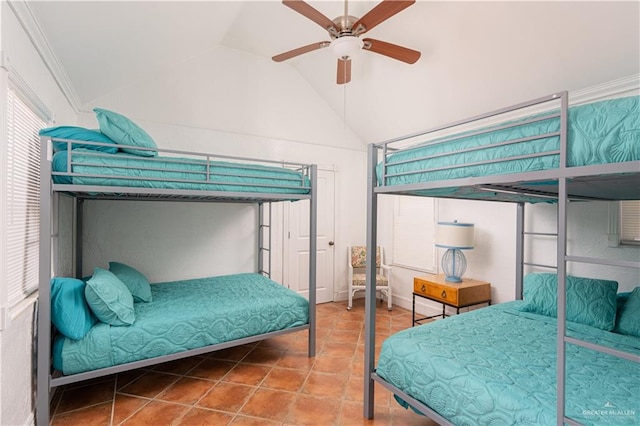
[0,3,76,425]
[78,45,364,152]
[376,196,518,316]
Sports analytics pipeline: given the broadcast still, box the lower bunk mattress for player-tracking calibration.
[376,301,640,425]
[53,273,309,375]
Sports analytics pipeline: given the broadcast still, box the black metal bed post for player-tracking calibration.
[308,165,317,357]
[364,143,378,419]
[37,137,52,425]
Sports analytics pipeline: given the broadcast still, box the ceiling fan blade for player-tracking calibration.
[272,41,330,62]
[352,0,415,35]
[283,0,339,33]
[337,59,351,84]
[363,38,421,64]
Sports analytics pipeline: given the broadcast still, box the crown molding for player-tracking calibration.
[7,0,82,112]
[570,73,639,105]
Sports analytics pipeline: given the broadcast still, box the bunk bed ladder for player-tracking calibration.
[516,203,560,300]
[558,177,640,425]
[258,202,272,278]
[522,229,558,269]
[552,92,640,425]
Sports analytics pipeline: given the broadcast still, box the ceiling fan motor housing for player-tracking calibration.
[331,15,360,37]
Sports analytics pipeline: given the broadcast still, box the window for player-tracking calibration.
[392,196,436,271]
[2,85,47,313]
[620,200,640,246]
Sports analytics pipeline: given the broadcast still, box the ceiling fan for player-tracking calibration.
[272,0,421,84]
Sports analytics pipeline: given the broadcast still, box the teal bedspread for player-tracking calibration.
[52,150,310,194]
[378,96,640,188]
[376,301,640,425]
[53,273,308,375]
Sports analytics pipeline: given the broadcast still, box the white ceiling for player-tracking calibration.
[27,1,640,143]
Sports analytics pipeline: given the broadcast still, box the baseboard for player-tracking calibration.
[334,290,451,317]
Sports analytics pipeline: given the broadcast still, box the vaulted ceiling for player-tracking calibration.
[27,1,640,144]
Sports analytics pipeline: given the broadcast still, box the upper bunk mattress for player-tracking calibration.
[377,96,640,188]
[376,301,640,425]
[52,149,310,195]
[53,273,309,375]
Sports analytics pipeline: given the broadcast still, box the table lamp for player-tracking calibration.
[435,221,475,283]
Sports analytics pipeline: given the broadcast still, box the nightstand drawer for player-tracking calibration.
[415,280,457,304]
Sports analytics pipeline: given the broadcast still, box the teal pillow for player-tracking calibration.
[39,126,118,153]
[614,287,640,337]
[85,268,135,326]
[616,292,631,311]
[52,335,64,371]
[615,292,631,326]
[521,273,618,331]
[50,277,97,340]
[109,262,152,303]
[93,108,157,157]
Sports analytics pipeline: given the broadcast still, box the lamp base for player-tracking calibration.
[441,248,467,283]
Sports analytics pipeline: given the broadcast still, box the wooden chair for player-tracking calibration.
[347,245,392,311]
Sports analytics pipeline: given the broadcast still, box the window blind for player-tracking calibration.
[620,200,640,245]
[4,86,46,307]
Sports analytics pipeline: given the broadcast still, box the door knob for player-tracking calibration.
[328,241,335,246]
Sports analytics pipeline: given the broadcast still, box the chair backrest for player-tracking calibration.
[350,246,381,269]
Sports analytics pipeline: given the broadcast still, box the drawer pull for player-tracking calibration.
[441,290,447,299]
[421,285,426,292]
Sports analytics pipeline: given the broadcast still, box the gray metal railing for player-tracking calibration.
[374,92,567,194]
[45,137,312,194]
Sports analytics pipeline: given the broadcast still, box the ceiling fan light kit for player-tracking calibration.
[331,36,363,60]
[273,0,421,84]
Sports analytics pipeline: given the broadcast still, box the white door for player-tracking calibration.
[285,169,335,303]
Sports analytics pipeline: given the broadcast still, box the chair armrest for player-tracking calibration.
[381,264,392,271]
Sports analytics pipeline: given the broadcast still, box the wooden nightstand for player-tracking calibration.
[413,274,491,326]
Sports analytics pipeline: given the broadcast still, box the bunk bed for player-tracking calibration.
[37,135,318,425]
[363,92,640,425]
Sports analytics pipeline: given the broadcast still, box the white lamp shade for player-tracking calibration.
[330,36,363,59]
[435,221,475,249]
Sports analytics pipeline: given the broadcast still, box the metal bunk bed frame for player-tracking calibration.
[363,91,640,425]
[36,139,318,425]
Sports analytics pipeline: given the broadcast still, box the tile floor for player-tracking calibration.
[50,299,438,426]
